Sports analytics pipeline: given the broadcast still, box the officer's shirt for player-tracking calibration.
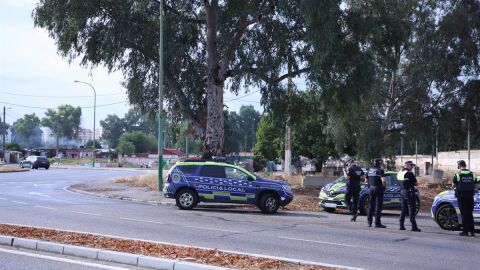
[398,170,416,190]
[452,169,477,192]
[367,167,385,187]
[347,165,364,186]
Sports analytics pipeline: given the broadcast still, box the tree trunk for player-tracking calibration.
[204,78,224,158]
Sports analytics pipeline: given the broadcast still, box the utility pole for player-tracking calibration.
[435,126,439,169]
[415,139,418,175]
[157,0,165,192]
[2,106,5,161]
[185,134,188,159]
[56,113,59,157]
[467,121,470,168]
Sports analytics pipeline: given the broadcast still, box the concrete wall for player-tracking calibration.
[396,150,480,175]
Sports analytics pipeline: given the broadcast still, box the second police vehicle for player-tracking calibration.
[319,171,420,215]
[164,161,294,214]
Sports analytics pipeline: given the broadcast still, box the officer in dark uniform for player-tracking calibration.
[453,160,478,237]
[366,159,386,228]
[344,159,364,222]
[397,161,421,232]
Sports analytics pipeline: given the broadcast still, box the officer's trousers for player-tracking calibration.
[457,191,475,234]
[367,186,384,225]
[399,189,418,229]
[345,185,360,216]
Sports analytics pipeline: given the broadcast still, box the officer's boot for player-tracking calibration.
[411,221,421,232]
[399,223,406,230]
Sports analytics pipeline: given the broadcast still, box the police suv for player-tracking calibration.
[164,161,294,214]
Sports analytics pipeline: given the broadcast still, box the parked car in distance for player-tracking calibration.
[20,156,50,169]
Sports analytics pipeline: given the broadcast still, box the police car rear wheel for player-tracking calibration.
[176,189,198,210]
[435,204,460,230]
[259,193,279,214]
[359,197,369,215]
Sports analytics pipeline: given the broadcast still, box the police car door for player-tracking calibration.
[474,187,480,222]
[384,174,401,207]
[224,167,250,203]
[197,165,229,202]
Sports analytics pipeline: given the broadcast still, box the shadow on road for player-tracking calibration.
[192,207,328,218]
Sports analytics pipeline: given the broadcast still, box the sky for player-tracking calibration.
[0,0,263,131]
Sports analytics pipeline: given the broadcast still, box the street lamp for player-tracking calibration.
[157,0,165,192]
[2,107,11,161]
[461,118,470,168]
[400,131,406,167]
[74,80,97,168]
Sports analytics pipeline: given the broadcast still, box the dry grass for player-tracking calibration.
[114,173,158,191]
[0,167,28,173]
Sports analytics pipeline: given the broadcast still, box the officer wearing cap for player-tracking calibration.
[343,159,364,222]
[453,160,478,237]
[397,161,421,232]
[366,159,387,228]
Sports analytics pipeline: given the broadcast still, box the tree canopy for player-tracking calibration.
[11,113,43,149]
[41,105,82,140]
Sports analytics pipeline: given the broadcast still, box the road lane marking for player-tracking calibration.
[70,211,103,217]
[0,197,7,200]
[28,192,52,198]
[184,225,241,233]
[0,247,133,270]
[11,201,28,205]
[118,217,166,225]
[35,205,58,211]
[278,236,357,248]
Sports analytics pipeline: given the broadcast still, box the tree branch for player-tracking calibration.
[164,70,205,137]
[270,67,311,85]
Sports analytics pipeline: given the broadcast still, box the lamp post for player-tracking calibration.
[74,80,97,168]
[2,107,11,161]
[157,0,165,192]
[461,118,470,168]
[400,131,406,167]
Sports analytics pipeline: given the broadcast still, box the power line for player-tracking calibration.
[0,100,127,110]
[224,89,261,102]
[0,90,124,98]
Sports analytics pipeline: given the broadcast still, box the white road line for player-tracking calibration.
[28,192,52,198]
[118,217,166,225]
[70,211,103,217]
[278,236,357,248]
[0,197,7,200]
[184,225,241,233]
[35,205,58,211]
[11,201,28,205]
[0,247,132,270]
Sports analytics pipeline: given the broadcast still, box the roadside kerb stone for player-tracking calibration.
[97,249,139,266]
[0,236,13,246]
[138,256,175,269]
[175,261,231,270]
[63,244,99,259]
[37,241,64,254]
[12,238,37,250]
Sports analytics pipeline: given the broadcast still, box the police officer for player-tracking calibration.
[344,159,364,222]
[366,159,386,228]
[453,160,478,237]
[397,161,421,232]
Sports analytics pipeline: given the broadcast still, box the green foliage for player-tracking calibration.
[5,142,22,151]
[116,140,135,155]
[100,114,125,149]
[174,122,202,156]
[11,113,43,148]
[117,131,157,154]
[224,105,261,154]
[41,105,81,139]
[253,115,283,161]
[85,140,102,149]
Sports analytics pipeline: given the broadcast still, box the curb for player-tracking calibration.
[0,169,29,173]
[0,235,231,270]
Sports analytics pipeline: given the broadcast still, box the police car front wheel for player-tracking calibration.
[175,189,198,210]
[258,193,280,214]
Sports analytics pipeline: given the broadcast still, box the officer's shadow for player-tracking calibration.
[192,206,328,218]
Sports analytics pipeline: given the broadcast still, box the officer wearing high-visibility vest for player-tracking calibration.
[366,158,387,228]
[453,160,478,237]
[397,161,421,232]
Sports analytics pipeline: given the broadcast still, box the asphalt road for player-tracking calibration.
[0,168,478,270]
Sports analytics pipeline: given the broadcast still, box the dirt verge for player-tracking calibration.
[0,224,338,270]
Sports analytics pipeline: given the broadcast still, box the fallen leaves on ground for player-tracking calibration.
[0,224,338,270]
